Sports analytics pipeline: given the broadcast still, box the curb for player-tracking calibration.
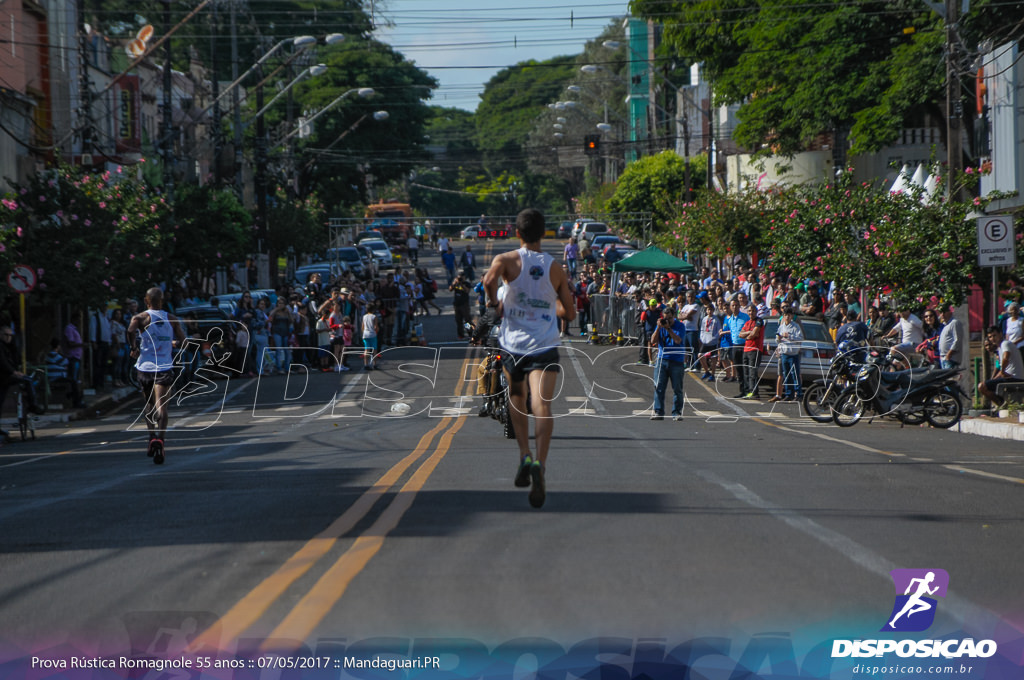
[956,417,1024,442]
[33,386,140,425]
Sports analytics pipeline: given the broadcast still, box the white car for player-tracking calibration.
[461,225,480,240]
[360,239,394,269]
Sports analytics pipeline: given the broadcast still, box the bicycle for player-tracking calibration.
[11,367,44,441]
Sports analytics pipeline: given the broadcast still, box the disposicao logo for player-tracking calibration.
[831,568,998,660]
[882,568,949,632]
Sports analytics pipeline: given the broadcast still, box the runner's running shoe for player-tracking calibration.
[528,462,545,508]
[151,439,164,465]
[514,455,533,488]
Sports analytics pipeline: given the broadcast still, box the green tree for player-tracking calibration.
[172,184,252,286]
[630,0,1024,156]
[294,38,437,212]
[605,150,707,237]
[475,56,577,173]
[1,165,173,308]
[267,188,326,257]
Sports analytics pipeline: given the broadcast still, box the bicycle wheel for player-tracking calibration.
[832,390,865,427]
[924,390,962,429]
[501,401,516,439]
[802,382,837,423]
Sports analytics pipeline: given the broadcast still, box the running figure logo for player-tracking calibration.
[882,569,949,632]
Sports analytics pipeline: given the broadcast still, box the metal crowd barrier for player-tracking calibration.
[588,294,640,342]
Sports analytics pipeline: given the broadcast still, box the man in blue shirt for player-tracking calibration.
[649,306,687,420]
[836,309,870,346]
[723,298,750,397]
[441,247,457,285]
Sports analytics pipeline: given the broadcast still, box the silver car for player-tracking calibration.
[758,317,837,386]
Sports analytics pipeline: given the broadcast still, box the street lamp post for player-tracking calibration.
[274,87,376,148]
[234,34,340,285]
[248,64,328,122]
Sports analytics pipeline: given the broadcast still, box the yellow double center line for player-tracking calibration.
[190,355,475,653]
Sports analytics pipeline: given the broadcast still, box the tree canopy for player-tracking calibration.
[291,38,437,211]
[475,56,578,172]
[629,0,1024,156]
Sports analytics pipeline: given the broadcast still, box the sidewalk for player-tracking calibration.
[2,383,139,429]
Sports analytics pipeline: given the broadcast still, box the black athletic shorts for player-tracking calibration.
[501,348,561,383]
[138,369,175,388]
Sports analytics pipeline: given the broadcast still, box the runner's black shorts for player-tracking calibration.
[501,348,561,383]
[138,369,175,388]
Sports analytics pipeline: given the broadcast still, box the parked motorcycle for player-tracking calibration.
[831,356,965,428]
[802,343,869,423]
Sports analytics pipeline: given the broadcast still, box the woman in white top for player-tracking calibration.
[361,303,380,370]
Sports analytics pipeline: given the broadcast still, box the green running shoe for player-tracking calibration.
[528,462,545,509]
[514,456,533,488]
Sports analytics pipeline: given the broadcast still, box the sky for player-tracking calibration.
[372,0,630,112]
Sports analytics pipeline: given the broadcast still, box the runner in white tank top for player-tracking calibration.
[127,287,185,464]
[482,208,576,509]
[498,247,562,354]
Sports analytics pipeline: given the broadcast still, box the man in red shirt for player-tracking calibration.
[738,303,765,399]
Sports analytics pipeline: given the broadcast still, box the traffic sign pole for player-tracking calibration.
[19,294,26,373]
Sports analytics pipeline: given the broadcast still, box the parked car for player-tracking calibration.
[216,289,276,316]
[570,217,591,238]
[590,234,624,251]
[557,221,574,239]
[293,263,345,289]
[354,244,376,277]
[323,246,367,280]
[360,239,395,269]
[578,222,609,241]
[602,243,637,260]
[354,230,385,244]
[757,317,837,386]
[461,225,480,240]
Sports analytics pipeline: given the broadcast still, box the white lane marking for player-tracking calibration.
[566,347,609,416]
[695,469,1000,631]
[698,374,1024,487]
[437,408,472,416]
[58,428,95,437]
[943,465,1024,485]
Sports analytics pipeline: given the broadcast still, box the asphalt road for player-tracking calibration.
[1,239,1021,678]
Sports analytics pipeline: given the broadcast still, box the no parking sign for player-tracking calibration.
[977,216,1017,267]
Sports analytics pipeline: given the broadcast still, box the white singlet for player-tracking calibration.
[499,247,561,355]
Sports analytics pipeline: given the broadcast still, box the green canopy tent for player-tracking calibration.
[611,246,696,274]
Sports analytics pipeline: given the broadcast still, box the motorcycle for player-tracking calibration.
[472,320,516,439]
[831,355,966,428]
[802,343,869,423]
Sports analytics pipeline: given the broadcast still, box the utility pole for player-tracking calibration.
[230,2,243,194]
[255,56,269,280]
[77,0,93,164]
[945,0,964,200]
[211,0,222,184]
[161,0,174,205]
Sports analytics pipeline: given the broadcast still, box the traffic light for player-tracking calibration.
[584,134,600,156]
